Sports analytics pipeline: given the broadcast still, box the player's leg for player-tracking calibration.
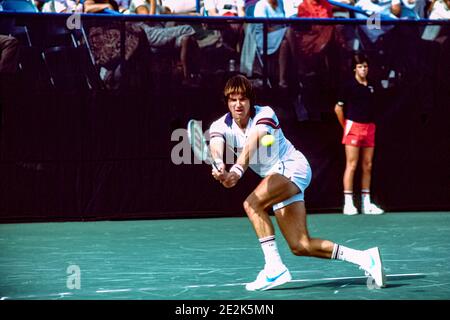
[243,173,301,291]
[244,174,300,238]
[275,200,386,287]
[360,146,384,214]
[343,145,360,215]
[274,201,334,259]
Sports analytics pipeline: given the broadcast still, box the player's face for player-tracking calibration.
[227,93,251,122]
[355,62,369,79]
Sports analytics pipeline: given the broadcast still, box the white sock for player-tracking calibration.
[259,235,284,270]
[362,189,371,207]
[331,244,371,269]
[344,191,354,207]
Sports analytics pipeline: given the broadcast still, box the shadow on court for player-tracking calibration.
[273,274,426,291]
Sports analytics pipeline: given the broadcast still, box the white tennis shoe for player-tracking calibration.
[343,204,359,215]
[362,203,384,215]
[245,265,292,291]
[362,247,387,288]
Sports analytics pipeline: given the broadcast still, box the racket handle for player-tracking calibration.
[211,158,223,172]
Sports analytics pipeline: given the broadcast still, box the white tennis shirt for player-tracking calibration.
[209,105,299,177]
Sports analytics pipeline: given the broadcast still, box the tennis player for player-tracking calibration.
[209,75,386,291]
[334,53,384,215]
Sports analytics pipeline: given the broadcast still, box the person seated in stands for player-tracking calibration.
[428,0,450,18]
[203,0,246,58]
[328,0,356,18]
[413,0,427,18]
[33,0,45,11]
[128,0,201,86]
[159,0,200,15]
[41,0,83,13]
[84,0,120,13]
[285,0,335,86]
[399,0,420,19]
[352,0,401,47]
[204,0,245,16]
[354,0,401,18]
[283,0,302,17]
[115,0,130,13]
[128,0,156,13]
[252,0,291,88]
[297,0,333,17]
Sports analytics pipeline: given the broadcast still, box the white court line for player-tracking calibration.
[185,272,430,289]
[96,289,132,293]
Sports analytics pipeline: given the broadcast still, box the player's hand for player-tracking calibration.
[212,163,226,182]
[222,171,240,188]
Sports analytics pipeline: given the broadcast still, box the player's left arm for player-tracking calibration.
[222,127,267,188]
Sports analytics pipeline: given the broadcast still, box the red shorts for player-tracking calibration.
[342,120,376,147]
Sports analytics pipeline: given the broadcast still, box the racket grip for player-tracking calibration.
[212,158,223,172]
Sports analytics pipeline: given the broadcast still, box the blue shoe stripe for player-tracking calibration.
[266,269,287,283]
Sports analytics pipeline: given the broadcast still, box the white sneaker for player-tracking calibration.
[245,266,292,291]
[343,204,359,215]
[362,203,384,215]
[363,247,386,288]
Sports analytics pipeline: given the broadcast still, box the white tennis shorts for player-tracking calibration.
[268,150,312,211]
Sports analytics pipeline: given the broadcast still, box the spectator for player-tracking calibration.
[413,0,427,18]
[298,0,333,17]
[399,0,420,19]
[204,0,245,16]
[253,0,290,88]
[127,0,156,13]
[330,0,355,18]
[288,0,334,78]
[128,0,201,86]
[116,0,130,13]
[355,0,401,18]
[354,0,400,44]
[159,0,199,14]
[204,0,246,55]
[428,0,450,18]
[41,0,83,13]
[283,0,302,17]
[84,0,120,13]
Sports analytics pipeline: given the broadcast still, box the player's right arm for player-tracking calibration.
[209,121,227,182]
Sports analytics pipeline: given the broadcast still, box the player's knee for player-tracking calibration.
[290,240,312,257]
[243,199,254,215]
[243,198,262,216]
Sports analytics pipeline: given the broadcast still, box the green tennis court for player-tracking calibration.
[1,212,449,300]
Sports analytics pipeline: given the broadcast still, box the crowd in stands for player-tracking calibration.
[1,0,449,90]
[0,0,446,19]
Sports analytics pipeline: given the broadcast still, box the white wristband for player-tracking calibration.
[230,164,244,178]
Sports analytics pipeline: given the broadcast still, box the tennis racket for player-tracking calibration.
[187,119,220,171]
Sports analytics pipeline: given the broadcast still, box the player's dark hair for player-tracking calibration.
[223,75,255,109]
[352,53,369,69]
